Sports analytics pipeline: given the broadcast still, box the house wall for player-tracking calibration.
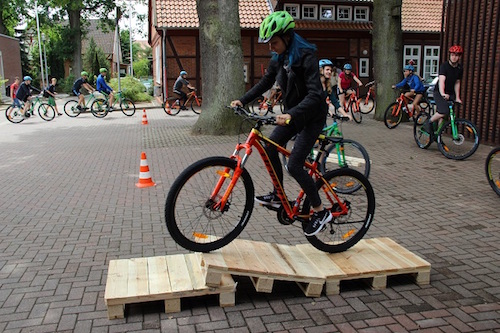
[443,0,500,144]
[0,34,22,99]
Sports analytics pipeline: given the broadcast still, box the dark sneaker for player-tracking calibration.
[76,105,82,111]
[304,209,333,236]
[255,192,281,208]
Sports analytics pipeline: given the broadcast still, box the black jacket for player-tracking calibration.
[15,82,40,102]
[240,48,327,128]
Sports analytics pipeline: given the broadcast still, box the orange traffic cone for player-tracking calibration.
[164,101,171,115]
[142,109,148,125]
[136,152,156,188]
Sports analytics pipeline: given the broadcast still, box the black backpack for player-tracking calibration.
[5,84,10,96]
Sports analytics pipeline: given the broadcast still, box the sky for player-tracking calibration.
[119,1,148,40]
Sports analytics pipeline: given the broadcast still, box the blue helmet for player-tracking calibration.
[343,63,352,70]
[180,70,187,76]
[319,59,333,68]
[404,64,414,71]
[23,76,33,81]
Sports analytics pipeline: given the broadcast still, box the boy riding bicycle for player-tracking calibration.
[96,68,115,110]
[72,71,96,111]
[173,70,195,110]
[392,64,425,114]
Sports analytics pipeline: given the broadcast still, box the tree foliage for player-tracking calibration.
[83,38,108,84]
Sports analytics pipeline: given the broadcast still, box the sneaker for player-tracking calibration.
[304,209,333,236]
[255,192,281,208]
[76,105,82,111]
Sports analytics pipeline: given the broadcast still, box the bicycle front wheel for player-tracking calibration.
[91,98,108,118]
[250,96,268,116]
[64,100,81,117]
[190,96,202,114]
[38,103,56,121]
[119,98,135,116]
[6,105,25,123]
[301,168,375,253]
[320,139,371,183]
[486,147,500,197]
[350,103,362,123]
[413,111,432,149]
[359,95,375,114]
[437,119,480,160]
[165,156,255,252]
[384,102,403,129]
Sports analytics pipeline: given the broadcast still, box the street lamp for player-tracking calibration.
[129,1,134,77]
[35,0,45,88]
[42,33,49,87]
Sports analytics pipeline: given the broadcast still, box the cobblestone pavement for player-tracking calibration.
[0,104,499,333]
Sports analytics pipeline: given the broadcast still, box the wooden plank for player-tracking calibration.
[127,258,149,297]
[251,276,274,293]
[166,254,193,293]
[231,238,269,273]
[105,259,129,301]
[147,256,171,295]
[275,244,324,282]
[184,253,206,290]
[376,238,431,268]
[296,244,347,278]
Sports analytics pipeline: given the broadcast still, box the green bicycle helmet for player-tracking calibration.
[99,68,108,73]
[81,71,89,76]
[258,11,295,43]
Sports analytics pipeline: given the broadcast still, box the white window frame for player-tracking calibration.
[354,6,369,21]
[302,4,318,20]
[359,58,369,77]
[423,46,440,80]
[284,3,300,19]
[403,45,421,74]
[337,6,352,21]
[320,5,335,20]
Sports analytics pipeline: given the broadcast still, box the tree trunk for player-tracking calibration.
[192,0,246,135]
[372,0,402,121]
[68,8,82,77]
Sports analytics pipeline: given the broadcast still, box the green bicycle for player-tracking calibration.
[64,92,104,118]
[91,90,136,118]
[413,101,480,160]
[283,113,370,192]
[6,94,56,123]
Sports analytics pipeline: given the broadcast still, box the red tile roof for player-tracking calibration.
[156,0,271,29]
[402,0,442,33]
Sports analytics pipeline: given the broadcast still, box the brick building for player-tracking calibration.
[148,0,442,103]
[442,0,500,144]
[0,34,22,100]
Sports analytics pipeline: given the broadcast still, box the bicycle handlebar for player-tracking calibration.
[228,105,276,125]
[332,113,351,122]
[365,80,375,88]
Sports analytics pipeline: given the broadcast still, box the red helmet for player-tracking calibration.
[449,45,463,54]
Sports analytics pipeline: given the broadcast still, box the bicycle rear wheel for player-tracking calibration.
[64,100,81,117]
[190,96,202,114]
[413,111,432,149]
[5,105,25,123]
[359,95,375,114]
[164,98,181,116]
[91,98,108,118]
[301,168,375,253]
[165,156,255,252]
[320,139,370,185]
[486,147,500,197]
[38,103,56,121]
[437,119,480,160]
[384,102,403,129]
[250,96,268,116]
[350,102,362,123]
[120,98,136,116]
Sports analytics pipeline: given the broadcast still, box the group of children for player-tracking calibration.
[8,68,115,117]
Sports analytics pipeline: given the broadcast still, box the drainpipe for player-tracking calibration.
[161,27,168,104]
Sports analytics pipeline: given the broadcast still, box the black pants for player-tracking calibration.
[433,90,455,116]
[174,91,187,106]
[267,122,324,208]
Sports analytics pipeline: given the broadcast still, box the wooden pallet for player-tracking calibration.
[202,239,325,297]
[297,237,431,295]
[104,253,235,319]
[202,237,430,297]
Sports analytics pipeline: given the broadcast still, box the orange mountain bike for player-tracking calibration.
[359,80,376,114]
[384,89,432,129]
[250,90,284,116]
[343,90,362,124]
[165,106,375,253]
[164,88,202,115]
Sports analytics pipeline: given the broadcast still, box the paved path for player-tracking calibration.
[0,106,498,332]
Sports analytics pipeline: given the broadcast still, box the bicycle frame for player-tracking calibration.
[212,126,347,223]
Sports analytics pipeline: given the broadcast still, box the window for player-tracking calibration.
[320,5,335,20]
[423,46,440,80]
[359,58,369,77]
[338,6,352,21]
[284,4,299,19]
[404,45,421,74]
[302,4,318,20]
[354,7,369,21]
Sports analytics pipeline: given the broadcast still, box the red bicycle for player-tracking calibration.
[164,88,202,116]
[359,81,376,114]
[384,89,432,129]
[343,90,362,124]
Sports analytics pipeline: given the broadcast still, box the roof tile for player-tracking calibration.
[402,0,442,32]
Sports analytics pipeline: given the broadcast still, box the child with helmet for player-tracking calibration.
[423,45,464,136]
[231,11,332,237]
[96,68,115,111]
[72,71,96,111]
[337,63,363,115]
[319,59,352,120]
[173,70,195,110]
[392,64,425,114]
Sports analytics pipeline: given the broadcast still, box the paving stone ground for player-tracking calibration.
[0,99,499,332]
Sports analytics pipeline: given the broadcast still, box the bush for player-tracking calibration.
[59,75,76,94]
[109,76,152,102]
